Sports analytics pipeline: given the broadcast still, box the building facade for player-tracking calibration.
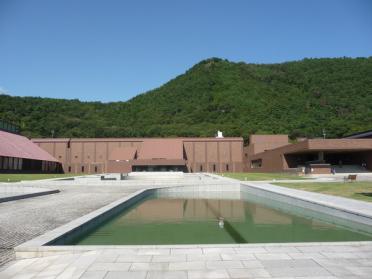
[32,137,244,174]
[244,135,372,174]
[4,124,371,175]
[0,127,61,173]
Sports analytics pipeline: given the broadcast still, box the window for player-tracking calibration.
[68,166,71,172]
[213,164,216,172]
[0,156,3,169]
[13,158,18,170]
[200,165,203,172]
[81,166,85,173]
[226,164,229,171]
[8,157,13,170]
[251,159,262,168]
[3,157,8,169]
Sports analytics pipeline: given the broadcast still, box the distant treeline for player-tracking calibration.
[1,57,372,140]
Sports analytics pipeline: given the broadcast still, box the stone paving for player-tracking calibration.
[0,174,228,266]
[0,184,135,266]
[1,174,372,278]
[1,243,372,278]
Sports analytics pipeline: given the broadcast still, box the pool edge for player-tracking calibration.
[14,177,372,259]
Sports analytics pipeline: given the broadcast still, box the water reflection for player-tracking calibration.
[122,198,293,226]
[123,199,243,222]
[71,196,372,245]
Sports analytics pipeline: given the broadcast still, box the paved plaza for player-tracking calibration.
[0,183,135,265]
[1,243,372,278]
[0,174,372,278]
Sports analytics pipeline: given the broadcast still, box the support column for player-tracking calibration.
[318,151,324,162]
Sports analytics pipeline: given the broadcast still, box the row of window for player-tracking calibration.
[192,163,230,172]
[64,164,232,173]
[41,161,59,172]
[58,154,104,160]
[0,156,22,170]
[67,165,99,173]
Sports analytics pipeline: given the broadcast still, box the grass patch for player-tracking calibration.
[275,182,372,202]
[219,172,307,181]
[0,173,84,183]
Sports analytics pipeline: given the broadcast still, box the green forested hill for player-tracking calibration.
[1,57,372,140]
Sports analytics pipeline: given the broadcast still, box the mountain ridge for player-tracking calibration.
[1,57,372,140]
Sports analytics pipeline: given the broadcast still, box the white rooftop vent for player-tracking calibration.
[216,130,224,138]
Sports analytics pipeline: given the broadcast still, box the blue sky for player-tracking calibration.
[0,0,371,102]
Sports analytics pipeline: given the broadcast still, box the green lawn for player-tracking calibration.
[219,172,307,181]
[275,182,372,202]
[0,173,84,183]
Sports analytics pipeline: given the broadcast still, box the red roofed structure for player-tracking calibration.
[0,129,61,173]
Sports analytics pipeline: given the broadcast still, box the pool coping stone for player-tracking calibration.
[15,174,372,259]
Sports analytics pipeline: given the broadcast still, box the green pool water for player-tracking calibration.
[70,192,372,245]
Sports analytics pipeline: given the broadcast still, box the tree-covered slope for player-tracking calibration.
[1,57,371,139]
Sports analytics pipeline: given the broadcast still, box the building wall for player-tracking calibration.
[245,139,372,173]
[308,139,372,150]
[107,161,132,173]
[249,135,289,145]
[183,139,243,173]
[306,165,331,175]
[32,136,372,174]
[33,138,244,174]
[244,135,289,172]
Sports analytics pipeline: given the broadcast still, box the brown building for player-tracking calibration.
[0,121,61,173]
[244,135,372,174]
[32,137,244,174]
[31,133,372,175]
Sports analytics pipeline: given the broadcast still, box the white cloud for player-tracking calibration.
[0,86,9,95]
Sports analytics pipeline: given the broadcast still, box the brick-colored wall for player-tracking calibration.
[183,139,243,173]
[34,136,372,174]
[32,138,244,174]
[246,139,372,173]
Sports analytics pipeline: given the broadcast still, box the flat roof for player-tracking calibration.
[251,138,372,158]
[344,130,372,139]
[31,137,243,143]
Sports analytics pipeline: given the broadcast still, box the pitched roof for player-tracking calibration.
[138,139,184,160]
[0,130,58,162]
[108,147,137,161]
